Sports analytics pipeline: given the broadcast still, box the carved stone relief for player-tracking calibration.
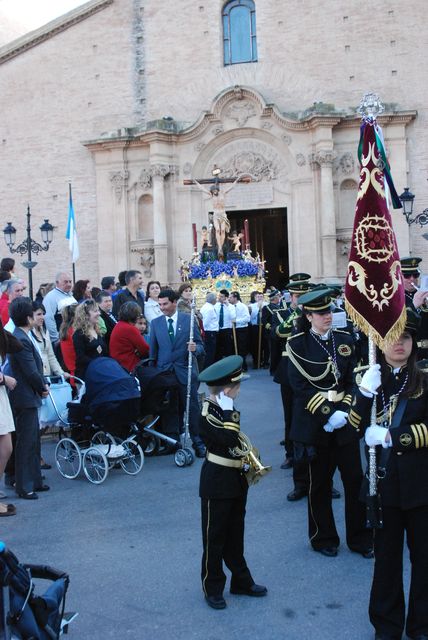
[183,162,193,175]
[138,167,152,190]
[225,101,257,127]
[110,170,129,204]
[212,125,224,136]
[211,140,287,183]
[150,164,170,179]
[339,152,355,174]
[131,246,155,278]
[295,153,306,167]
[282,134,292,145]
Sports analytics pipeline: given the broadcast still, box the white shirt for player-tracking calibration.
[214,301,236,329]
[200,302,219,332]
[249,301,267,325]
[232,301,250,328]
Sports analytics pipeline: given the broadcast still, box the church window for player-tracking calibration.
[222,0,257,66]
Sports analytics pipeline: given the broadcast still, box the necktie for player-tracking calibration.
[219,304,224,329]
[168,318,174,342]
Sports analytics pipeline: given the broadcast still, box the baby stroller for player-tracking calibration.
[133,361,195,467]
[0,541,77,639]
[52,358,146,484]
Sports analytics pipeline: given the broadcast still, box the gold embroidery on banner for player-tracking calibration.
[357,142,385,201]
[348,258,402,311]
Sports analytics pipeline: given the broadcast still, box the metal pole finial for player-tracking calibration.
[357,92,385,122]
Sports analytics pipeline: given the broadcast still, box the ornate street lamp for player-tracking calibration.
[2,205,54,299]
[399,187,428,226]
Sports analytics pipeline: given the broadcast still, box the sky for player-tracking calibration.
[0,0,85,44]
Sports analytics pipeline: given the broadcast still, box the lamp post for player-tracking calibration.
[399,187,428,227]
[3,205,54,299]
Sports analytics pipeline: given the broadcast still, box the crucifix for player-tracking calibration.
[184,165,251,257]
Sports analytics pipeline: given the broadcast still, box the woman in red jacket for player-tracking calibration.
[109,302,149,373]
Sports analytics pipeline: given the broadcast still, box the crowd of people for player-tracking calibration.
[1,254,428,638]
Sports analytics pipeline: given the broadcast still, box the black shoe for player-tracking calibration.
[314,547,338,557]
[4,476,15,488]
[280,458,293,470]
[40,463,52,470]
[18,491,38,500]
[350,547,374,559]
[34,484,50,492]
[287,488,307,502]
[407,635,428,639]
[374,634,402,640]
[192,444,206,458]
[230,583,267,597]
[331,487,341,499]
[205,595,227,610]
[279,439,285,446]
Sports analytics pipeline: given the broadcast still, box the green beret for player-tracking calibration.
[298,288,335,313]
[199,355,244,386]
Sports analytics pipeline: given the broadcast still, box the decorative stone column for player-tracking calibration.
[109,170,129,275]
[150,163,170,284]
[315,150,337,279]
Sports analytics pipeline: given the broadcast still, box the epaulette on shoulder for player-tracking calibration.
[287,331,304,341]
[333,329,351,336]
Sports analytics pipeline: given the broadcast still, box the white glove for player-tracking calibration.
[216,392,234,411]
[360,364,381,395]
[323,410,348,432]
[365,425,390,448]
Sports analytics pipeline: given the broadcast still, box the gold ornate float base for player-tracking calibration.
[190,274,266,306]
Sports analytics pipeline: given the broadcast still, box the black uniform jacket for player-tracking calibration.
[286,329,356,447]
[261,301,288,338]
[349,366,428,510]
[199,399,248,500]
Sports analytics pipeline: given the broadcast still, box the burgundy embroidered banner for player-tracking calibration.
[345,119,406,349]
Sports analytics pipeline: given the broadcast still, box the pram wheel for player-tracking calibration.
[174,448,194,467]
[120,438,144,475]
[55,438,82,479]
[183,447,194,466]
[91,431,116,446]
[141,433,160,457]
[82,447,108,484]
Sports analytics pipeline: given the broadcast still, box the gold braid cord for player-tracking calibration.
[285,341,337,388]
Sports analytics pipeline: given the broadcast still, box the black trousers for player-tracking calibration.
[201,496,253,597]
[14,407,43,494]
[249,325,269,368]
[308,438,371,551]
[369,504,428,639]
[215,329,233,360]
[235,327,249,367]
[269,337,281,374]
[203,331,217,370]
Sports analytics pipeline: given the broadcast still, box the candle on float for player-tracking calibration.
[244,219,250,249]
[192,223,197,252]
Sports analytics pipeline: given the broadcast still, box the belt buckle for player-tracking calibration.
[328,390,336,402]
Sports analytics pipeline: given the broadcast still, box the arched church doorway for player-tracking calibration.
[227,207,288,288]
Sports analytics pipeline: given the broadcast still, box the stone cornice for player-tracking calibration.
[0,0,113,66]
[334,111,417,129]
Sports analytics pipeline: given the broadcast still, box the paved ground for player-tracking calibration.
[1,369,410,639]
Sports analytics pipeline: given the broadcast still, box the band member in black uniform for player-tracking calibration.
[198,356,267,610]
[348,310,428,640]
[286,288,372,557]
[274,278,311,481]
[400,257,428,361]
[261,288,288,375]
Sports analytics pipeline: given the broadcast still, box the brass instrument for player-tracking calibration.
[229,432,272,486]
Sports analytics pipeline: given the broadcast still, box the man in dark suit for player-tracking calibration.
[7,297,49,500]
[150,288,206,457]
[96,290,117,348]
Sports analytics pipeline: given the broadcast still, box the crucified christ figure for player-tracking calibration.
[193,176,242,257]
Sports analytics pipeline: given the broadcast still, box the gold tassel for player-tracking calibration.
[345,300,407,351]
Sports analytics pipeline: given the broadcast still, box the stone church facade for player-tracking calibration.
[0,0,426,288]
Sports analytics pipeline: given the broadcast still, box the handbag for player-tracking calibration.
[39,376,72,426]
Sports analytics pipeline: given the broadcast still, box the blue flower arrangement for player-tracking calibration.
[189,259,259,279]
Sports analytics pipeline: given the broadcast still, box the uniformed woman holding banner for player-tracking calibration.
[349,309,428,640]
